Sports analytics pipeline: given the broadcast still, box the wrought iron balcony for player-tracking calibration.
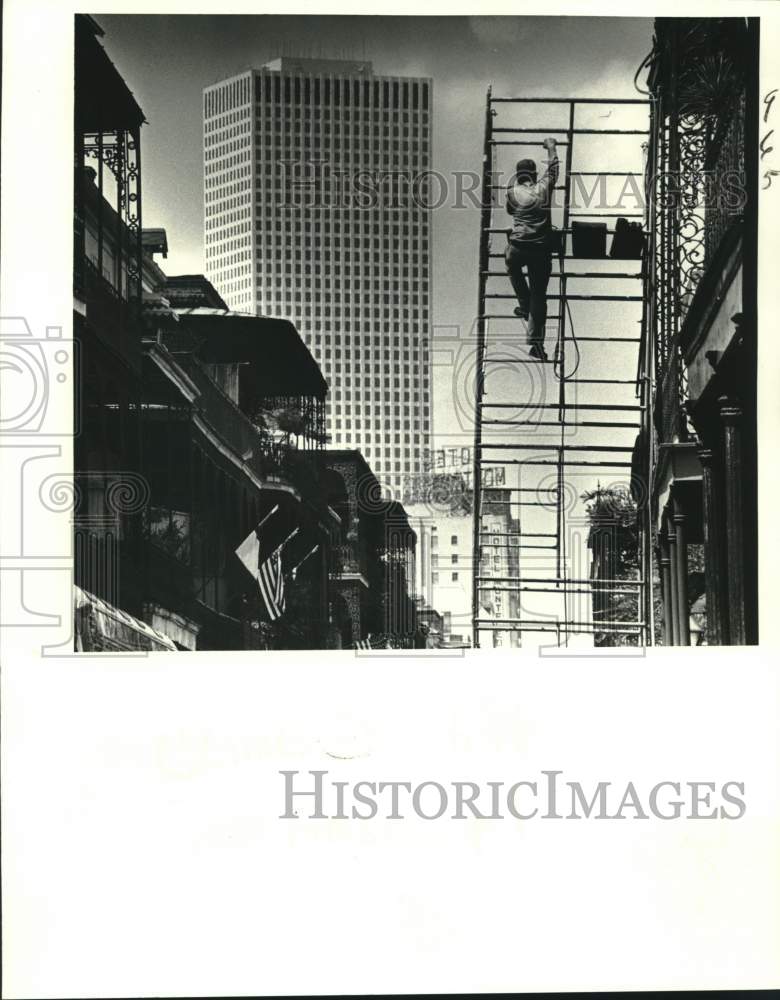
[332,539,369,580]
[644,17,749,444]
[77,255,142,374]
[703,90,745,271]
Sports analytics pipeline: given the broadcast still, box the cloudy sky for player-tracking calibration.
[98,14,652,468]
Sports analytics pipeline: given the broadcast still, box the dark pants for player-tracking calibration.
[505,240,553,344]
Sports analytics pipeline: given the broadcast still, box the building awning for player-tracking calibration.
[142,228,169,257]
[74,586,177,652]
[75,16,146,133]
[174,308,328,399]
[654,442,702,532]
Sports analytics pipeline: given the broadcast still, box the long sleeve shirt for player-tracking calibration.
[506,152,560,246]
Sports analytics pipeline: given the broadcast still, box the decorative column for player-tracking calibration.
[666,513,680,646]
[344,583,362,646]
[672,494,690,646]
[697,445,728,645]
[719,397,746,644]
[658,537,673,646]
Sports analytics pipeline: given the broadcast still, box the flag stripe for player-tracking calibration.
[236,519,297,623]
[258,551,285,621]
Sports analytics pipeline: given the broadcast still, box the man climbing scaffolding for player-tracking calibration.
[504,136,560,361]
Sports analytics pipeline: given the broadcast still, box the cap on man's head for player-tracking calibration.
[515,158,537,182]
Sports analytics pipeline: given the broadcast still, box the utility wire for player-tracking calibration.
[552,249,581,382]
[633,42,656,96]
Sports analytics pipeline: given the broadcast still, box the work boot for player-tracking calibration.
[514,303,529,320]
[529,341,549,362]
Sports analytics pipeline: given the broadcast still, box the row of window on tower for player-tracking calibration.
[204,77,251,117]
[253,119,429,139]
[254,74,430,111]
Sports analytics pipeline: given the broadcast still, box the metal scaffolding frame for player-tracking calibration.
[471,91,651,649]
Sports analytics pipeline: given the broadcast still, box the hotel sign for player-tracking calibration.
[401,467,506,509]
[423,446,478,472]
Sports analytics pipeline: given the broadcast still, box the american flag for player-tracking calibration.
[235,519,298,622]
[258,549,285,621]
[355,633,393,650]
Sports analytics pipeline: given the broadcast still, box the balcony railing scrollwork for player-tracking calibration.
[646,18,748,446]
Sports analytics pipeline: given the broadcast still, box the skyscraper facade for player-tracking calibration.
[203,57,433,493]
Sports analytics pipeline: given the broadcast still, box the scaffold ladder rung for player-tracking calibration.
[488,251,635,258]
[482,270,643,278]
[475,626,642,636]
[489,489,557,495]
[471,88,649,650]
[479,402,643,411]
[489,96,648,104]
[485,227,630,236]
[478,584,644,596]
[484,292,645,300]
[481,292,643,301]
[480,486,560,493]
[571,171,644,176]
[483,356,557,364]
[483,418,638,429]
[490,140,571,147]
[483,355,555,365]
[472,618,644,632]
[562,377,641,385]
[490,459,633,467]
[478,442,635,453]
[492,126,648,136]
[568,211,645,219]
[562,336,640,343]
[476,575,643,586]
[480,531,556,538]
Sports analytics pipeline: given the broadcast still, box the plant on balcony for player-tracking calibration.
[255,404,326,449]
[581,486,641,647]
[680,53,740,123]
[149,507,190,563]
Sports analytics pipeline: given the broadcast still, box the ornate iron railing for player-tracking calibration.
[332,540,368,579]
[704,90,746,269]
[256,394,326,452]
[645,18,748,445]
[80,128,143,308]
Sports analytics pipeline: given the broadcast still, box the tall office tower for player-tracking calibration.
[203,58,433,493]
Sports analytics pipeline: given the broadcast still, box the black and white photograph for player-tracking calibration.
[69,11,758,652]
[2,2,779,996]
